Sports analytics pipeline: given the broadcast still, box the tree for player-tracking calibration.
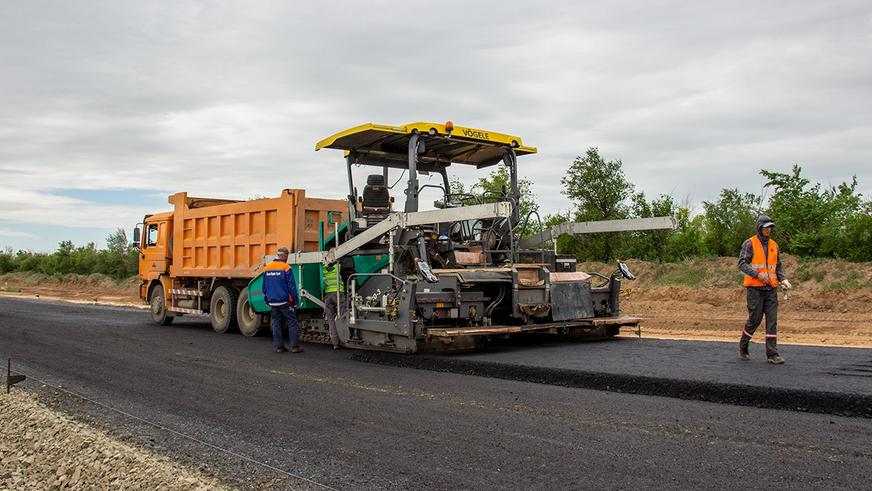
[450,165,541,237]
[101,228,138,277]
[561,147,634,221]
[662,207,708,261]
[619,192,678,260]
[840,201,872,262]
[762,165,864,259]
[542,211,576,255]
[0,248,14,274]
[57,240,74,256]
[559,148,636,261]
[106,228,129,255]
[702,188,762,257]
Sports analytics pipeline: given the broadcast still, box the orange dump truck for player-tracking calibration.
[134,190,346,335]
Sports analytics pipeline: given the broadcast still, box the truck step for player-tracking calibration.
[169,288,205,297]
[167,306,206,315]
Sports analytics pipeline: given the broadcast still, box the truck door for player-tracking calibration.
[140,220,170,277]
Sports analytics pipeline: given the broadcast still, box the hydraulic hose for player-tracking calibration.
[484,285,506,325]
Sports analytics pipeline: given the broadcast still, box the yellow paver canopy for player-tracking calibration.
[316,122,536,168]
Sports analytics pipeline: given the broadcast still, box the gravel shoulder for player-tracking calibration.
[0,389,231,490]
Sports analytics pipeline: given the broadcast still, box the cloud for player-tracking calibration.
[0,0,869,252]
[0,189,144,229]
[0,228,37,239]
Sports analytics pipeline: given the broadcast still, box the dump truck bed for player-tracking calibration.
[167,190,346,278]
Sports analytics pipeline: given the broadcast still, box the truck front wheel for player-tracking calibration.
[236,288,263,337]
[149,284,173,326]
[210,286,239,334]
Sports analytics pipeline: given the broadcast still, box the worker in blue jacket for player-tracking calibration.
[263,247,303,353]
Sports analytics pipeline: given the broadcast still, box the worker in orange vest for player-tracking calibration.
[738,216,792,364]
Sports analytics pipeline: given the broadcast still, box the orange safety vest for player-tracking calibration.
[743,235,779,287]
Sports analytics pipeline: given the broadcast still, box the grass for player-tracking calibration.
[651,266,707,287]
[796,267,826,283]
[825,270,869,289]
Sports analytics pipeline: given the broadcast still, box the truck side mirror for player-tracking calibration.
[132,226,141,247]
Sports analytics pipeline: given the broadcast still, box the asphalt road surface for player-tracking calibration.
[2,297,871,490]
[356,334,872,417]
[451,336,872,394]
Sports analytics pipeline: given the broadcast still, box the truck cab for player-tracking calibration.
[134,212,173,322]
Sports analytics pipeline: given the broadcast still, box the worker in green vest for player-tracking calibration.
[322,262,345,349]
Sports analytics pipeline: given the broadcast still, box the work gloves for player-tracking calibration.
[781,279,792,290]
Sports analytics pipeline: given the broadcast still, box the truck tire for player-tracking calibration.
[210,286,238,334]
[236,288,263,337]
[149,284,173,326]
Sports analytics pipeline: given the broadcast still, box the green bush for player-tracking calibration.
[550,149,870,263]
[0,251,14,274]
[0,229,139,281]
[762,165,867,260]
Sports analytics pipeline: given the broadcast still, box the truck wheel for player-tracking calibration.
[210,286,239,334]
[236,288,262,337]
[149,284,173,326]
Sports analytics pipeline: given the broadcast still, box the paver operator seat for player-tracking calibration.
[361,174,392,226]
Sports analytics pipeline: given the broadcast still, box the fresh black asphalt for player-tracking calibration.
[355,336,872,418]
[2,297,871,490]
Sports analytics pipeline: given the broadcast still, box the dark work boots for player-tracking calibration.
[767,354,785,364]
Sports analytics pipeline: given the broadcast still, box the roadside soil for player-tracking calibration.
[581,255,872,348]
[624,287,872,347]
[0,273,140,308]
[0,389,231,490]
[3,255,871,347]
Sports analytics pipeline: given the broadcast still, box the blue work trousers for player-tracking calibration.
[270,304,300,349]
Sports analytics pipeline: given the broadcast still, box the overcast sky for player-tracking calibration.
[1,0,870,252]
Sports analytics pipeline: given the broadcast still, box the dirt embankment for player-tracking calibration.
[2,255,871,347]
[0,273,140,307]
[0,390,230,490]
[580,255,872,347]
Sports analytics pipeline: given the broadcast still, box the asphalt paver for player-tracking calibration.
[2,297,871,490]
